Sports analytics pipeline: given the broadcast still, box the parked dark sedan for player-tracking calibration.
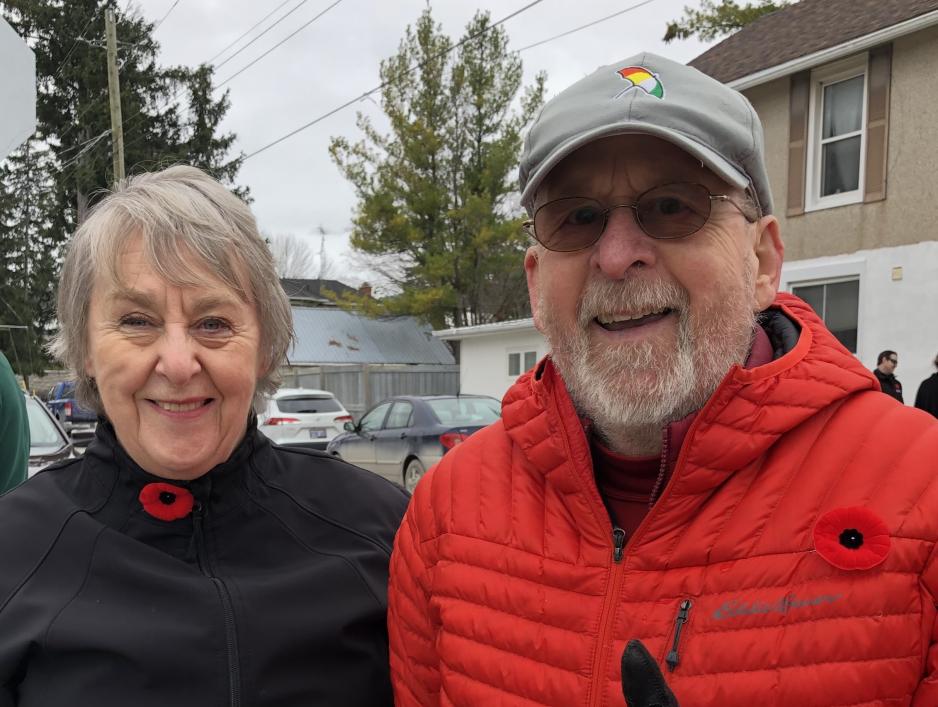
[326,394,501,491]
[24,393,74,477]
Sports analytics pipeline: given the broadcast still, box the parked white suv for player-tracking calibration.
[258,388,352,450]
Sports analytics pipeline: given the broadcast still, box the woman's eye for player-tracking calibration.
[197,318,232,334]
[119,315,151,328]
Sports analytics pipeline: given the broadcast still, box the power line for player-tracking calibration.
[52,9,101,80]
[114,0,331,158]
[242,0,546,162]
[206,0,295,65]
[516,0,660,52]
[118,0,341,162]
[58,129,111,173]
[213,0,311,71]
[215,0,343,88]
[152,0,184,34]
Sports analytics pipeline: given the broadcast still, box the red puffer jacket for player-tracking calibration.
[388,294,938,707]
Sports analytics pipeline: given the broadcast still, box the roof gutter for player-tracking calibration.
[728,8,938,90]
[434,318,536,340]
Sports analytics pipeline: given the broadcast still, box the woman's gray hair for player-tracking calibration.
[49,165,295,414]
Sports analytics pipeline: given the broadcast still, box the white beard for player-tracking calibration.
[539,266,757,453]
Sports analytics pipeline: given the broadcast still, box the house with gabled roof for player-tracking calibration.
[279,278,362,306]
[277,279,457,417]
[691,0,938,393]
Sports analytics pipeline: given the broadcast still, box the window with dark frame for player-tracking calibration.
[792,279,860,352]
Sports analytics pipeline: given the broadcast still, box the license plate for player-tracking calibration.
[309,429,327,439]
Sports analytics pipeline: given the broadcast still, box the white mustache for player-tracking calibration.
[576,277,689,329]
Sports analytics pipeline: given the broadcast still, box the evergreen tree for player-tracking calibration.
[1,0,245,222]
[330,8,545,329]
[177,64,244,196]
[663,0,791,43]
[0,138,58,387]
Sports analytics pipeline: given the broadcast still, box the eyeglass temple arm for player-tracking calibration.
[711,194,759,223]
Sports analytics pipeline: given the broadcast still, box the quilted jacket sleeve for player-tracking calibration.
[913,534,938,703]
[388,490,439,706]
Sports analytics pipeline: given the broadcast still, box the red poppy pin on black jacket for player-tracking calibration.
[0,420,408,707]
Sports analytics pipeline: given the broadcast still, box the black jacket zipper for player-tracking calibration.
[665,599,692,672]
[193,501,242,707]
[613,527,627,563]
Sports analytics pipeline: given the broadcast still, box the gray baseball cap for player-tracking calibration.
[518,52,773,217]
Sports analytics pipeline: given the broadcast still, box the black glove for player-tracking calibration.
[621,639,680,707]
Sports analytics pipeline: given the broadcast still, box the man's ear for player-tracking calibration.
[752,216,784,311]
[524,246,545,333]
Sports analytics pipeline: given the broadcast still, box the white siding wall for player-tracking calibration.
[781,240,938,399]
[458,329,548,402]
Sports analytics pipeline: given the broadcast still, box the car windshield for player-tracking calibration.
[276,395,344,414]
[427,397,501,426]
[26,397,66,450]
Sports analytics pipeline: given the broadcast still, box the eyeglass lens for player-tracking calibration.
[532,183,713,252]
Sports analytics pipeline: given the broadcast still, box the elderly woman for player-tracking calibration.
[0,166,407,706]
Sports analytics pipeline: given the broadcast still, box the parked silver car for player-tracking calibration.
[257,388,353,450]
[24,393,74,477]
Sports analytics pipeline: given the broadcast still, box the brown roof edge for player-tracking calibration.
[689,0,938,84]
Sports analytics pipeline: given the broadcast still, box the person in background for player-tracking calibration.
[387,52,938,706]
[873,349,903,401]
[915,353,938,418]
[0,351,28,492]
[0,166,407,706]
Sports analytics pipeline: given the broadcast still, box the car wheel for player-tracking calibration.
[403,458,426,493]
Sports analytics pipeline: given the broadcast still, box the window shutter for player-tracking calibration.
[864,44,892,202]
[787,71,810,216]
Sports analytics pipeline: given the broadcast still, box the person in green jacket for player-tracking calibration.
[0,352,28,492]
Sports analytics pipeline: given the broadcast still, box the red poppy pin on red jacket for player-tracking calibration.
[813,506,891,570]
[139,482,195,521]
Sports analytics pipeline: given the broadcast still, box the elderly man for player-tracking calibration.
[387,53,938,706]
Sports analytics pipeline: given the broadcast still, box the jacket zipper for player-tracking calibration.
[648,426,671,508]
[193,501,242,707]
[665,599,692,672]
[587,527,627,707]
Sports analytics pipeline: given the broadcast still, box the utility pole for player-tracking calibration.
[105,9,125,184]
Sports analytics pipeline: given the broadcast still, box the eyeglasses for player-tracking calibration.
[523,182,757,253]
[888,358,898,364]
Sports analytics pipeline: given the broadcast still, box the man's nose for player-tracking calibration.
[592,206,659,277]
[154,327,202,385]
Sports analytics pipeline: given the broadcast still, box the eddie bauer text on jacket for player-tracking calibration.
[388,293,938,706]
[0,421,408,706]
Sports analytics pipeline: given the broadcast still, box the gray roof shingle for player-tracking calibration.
[690,0,938,84]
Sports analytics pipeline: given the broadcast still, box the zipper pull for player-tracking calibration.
[612,527,626,563]
[665,599,692,672]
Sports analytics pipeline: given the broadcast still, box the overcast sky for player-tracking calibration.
[134,0,714,285]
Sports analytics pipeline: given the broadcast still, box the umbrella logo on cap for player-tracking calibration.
[613,66,664,100]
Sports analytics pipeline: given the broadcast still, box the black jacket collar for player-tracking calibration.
[83,416,267,527]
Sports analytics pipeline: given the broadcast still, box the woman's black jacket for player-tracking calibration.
[0,422,409,706]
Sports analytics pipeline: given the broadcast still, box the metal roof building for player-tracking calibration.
[288,307,455,366]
